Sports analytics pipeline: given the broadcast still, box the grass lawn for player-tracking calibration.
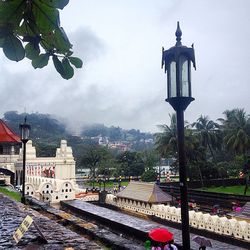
[86,180,129,189]
[200,185,250,196]
[0,186,21,202]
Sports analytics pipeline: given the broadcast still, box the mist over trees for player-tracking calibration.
[2,111,155,169]
[3,108,250,186]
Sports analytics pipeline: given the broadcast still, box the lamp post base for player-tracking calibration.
[21,196,26,204]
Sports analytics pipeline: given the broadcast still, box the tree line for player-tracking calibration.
[3,109,250,188]
[2,111,158,181]
[155,108,250,191]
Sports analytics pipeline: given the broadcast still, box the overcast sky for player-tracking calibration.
[0,0,250,134]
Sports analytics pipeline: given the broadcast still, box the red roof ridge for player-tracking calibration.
[0,119,21,143]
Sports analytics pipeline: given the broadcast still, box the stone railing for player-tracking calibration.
[75,192,99,202]
[105,194,250,242]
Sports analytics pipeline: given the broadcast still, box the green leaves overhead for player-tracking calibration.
[3,34,25,61]
[0,0,25,27]
[69,56,83,68]
[32,53,49,68]
[62,58,74,79]
[25,42,40,60]
[39,0,69,10]
[52,55,64,75]
[32,1,60,32]
[0,0,82,79]
[53,55,82,80]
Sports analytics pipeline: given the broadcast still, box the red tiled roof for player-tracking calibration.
[0,119,20,143]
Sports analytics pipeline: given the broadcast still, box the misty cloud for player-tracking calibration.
[69,27,107,63]
[0,0,250,134]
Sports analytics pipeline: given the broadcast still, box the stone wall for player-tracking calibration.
[105,194,250,242]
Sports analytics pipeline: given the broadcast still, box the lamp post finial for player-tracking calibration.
[175,21,182,46]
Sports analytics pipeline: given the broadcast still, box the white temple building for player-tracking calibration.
[16,139,79,203]
[0,119,83,203]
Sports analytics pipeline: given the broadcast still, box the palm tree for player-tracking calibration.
[192,115,221,162]
[155,114,178,158]
[218,109,250,156]
[185,128,206,186]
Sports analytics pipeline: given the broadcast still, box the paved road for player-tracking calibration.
[63,199,249,250]
[0,194,102,249]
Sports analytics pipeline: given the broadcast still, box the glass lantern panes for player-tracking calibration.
[179,55,189,97]
[20,124,30,141]
[170,61,177,97]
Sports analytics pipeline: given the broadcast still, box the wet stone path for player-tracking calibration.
[62,200,249,250]
[0,194,102,250]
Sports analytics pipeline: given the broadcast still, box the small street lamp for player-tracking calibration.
[103,168,108,191]
[98,177,101,190]
[103,177,106,191]
[118,176,122,192]
[19,117,30,204]
[162,22,196,250]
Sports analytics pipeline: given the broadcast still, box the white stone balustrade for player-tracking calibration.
[214,217,227,235]
[191,212,203,228]
[81,195,99,202]
[188,210,196,226]
[105,197,250,242]
[157,204,167,219]
[206,215,219,232]
[172,207,181,223]
[198,213,211,229]
[233,220,248,239]
[152,204,162,217]
[244,222,250,241]
[223,218,237,236]
[145,204,153,215]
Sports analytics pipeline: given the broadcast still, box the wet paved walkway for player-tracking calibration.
[0,194,102,249]
[62,200,249,250]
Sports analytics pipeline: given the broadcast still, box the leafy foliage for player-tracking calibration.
[155,114,178,158]
[192,115,221,161]
[80,145,112,179]
[116,151,144,177]
[0,0,82,79]
[155,109,250,184]
[218,109,250,156]
[141,169,157,182]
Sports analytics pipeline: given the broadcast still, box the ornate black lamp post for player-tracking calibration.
[19,117,30,204]
[162,22,196,250]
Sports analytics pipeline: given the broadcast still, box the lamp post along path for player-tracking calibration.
[162,22,196,250]
[19,117,31,204]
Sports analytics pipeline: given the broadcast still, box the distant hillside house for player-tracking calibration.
[108,142,130,151]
